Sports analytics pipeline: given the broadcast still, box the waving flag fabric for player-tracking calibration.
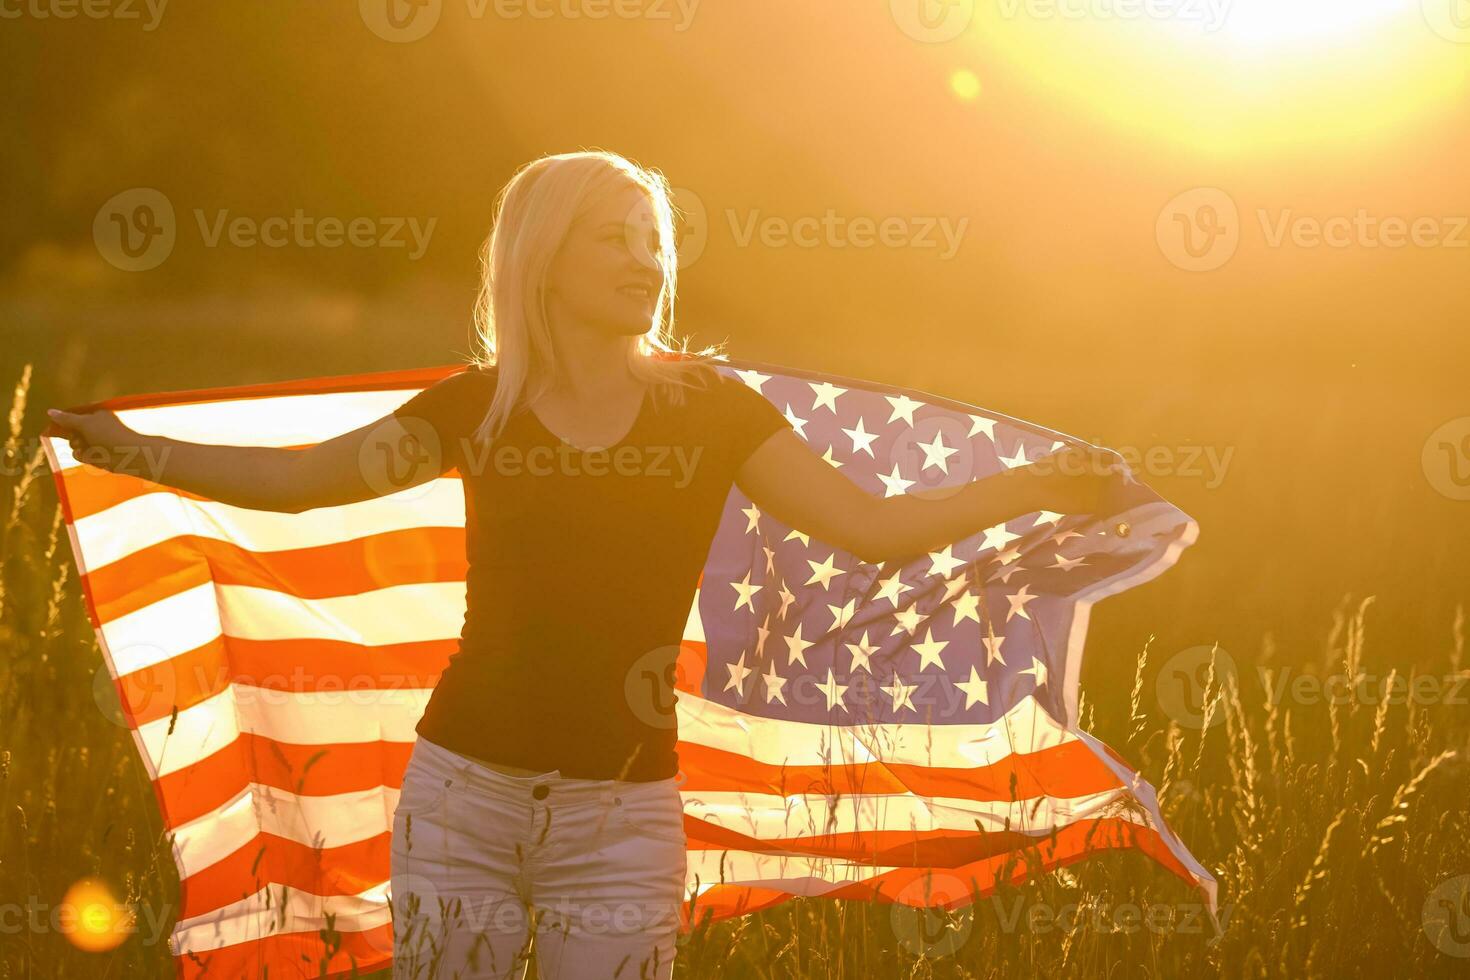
[43,355,1215,978]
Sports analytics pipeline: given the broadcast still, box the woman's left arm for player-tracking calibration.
[735,429,1110,566]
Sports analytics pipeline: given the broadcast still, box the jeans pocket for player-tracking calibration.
[395,764,453,817]
[609,783,687,846]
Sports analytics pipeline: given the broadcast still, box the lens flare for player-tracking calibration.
[60,879,135,953]
[950,68,983,100]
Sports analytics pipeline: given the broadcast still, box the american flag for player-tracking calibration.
[43,355,1215,978]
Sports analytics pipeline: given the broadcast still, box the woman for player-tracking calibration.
[48,150,1109,978]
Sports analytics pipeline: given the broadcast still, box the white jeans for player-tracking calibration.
[390,736,687,979]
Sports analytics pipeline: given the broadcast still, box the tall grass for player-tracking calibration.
[2,362,1466,978]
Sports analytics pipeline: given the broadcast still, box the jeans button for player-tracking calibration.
[532,784,549,799]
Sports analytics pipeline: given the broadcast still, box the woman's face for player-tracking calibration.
[543,181,664,338]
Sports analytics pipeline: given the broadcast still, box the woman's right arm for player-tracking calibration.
[46,407,446,514]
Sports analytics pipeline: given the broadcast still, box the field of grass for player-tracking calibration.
[3,361,1467,979]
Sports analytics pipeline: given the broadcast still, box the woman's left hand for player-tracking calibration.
[1046,445,1125,516]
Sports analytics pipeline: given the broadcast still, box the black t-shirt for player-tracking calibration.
[391,360,793,780]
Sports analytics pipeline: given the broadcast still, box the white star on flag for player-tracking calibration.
[730,570,762,612]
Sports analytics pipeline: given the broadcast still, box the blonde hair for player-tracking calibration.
[465,149,728,451]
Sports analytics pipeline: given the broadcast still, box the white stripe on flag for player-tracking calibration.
[72,480,466,570]
[170,881,392,955]
[101,581,466,673]
[139,686,432,779]
[51,389,425,473]
[680,785,1130,841]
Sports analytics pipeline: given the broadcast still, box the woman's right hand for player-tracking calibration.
[47,402,454,511]
[47,407,140,472]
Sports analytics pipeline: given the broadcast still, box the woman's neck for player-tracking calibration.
[542,324,641,401]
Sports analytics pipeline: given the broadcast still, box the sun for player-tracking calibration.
[972,0,1469,153]
[1193,0,1416,47]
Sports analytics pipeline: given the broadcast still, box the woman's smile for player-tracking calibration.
[617,280,657,303]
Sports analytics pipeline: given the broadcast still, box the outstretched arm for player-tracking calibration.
[734,428,1110,565]
[46,407,447,514]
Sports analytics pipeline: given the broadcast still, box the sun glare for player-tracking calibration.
[1188,0,1415,47]
[975,0,1468,153]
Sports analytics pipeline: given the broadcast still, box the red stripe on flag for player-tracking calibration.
[679,817,1207,930]
[57,463,466,523]
[88,529,468,623]
[676,738,1121,801]
[178,832,392,920]
[154,736,414,827]
[119,636,452,727]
